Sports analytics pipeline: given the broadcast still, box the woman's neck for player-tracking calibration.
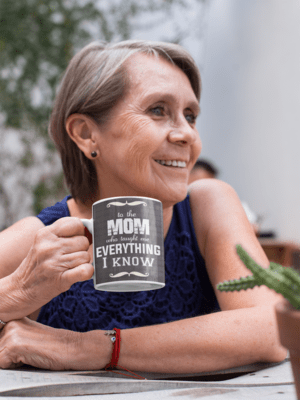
[67,197,93,219]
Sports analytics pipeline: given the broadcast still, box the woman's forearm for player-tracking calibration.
[116,306,286,373]
[0,305,287,372]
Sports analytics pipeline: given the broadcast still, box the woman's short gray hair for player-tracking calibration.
[49,40,201,204]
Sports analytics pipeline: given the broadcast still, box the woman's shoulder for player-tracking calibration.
[188,179,241,215]
[189,178,237,198]
[188,179,246,254]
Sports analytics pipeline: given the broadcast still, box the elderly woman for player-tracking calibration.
[0,40,286,372]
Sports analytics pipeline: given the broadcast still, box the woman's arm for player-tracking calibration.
[189,179,281,312]
[118,180,286,372]
[0,181,286,372]
[0,217,93,322]
[0,304,285,372]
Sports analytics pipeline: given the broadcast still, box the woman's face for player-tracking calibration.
[95,53,202,206]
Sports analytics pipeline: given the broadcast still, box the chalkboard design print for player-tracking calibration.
[82,196,165,292]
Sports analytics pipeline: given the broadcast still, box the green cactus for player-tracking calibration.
[217,245,300,310]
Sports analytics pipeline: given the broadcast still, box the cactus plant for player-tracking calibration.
[217,245,300,310]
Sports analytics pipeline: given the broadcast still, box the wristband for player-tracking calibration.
[105,328,121,370]
[104,328,146,380]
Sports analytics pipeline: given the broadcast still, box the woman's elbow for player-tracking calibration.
[263,341,288,363]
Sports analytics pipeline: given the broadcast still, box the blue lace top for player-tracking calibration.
[36,196,218,332]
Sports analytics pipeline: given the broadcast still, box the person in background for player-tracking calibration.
[188,159,219,183]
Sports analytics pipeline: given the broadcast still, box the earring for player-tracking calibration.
[91,151,97,158]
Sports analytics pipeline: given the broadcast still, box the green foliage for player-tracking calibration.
[0,0,205,217]
[0,0,104,132]
[0,0,200,132]
[217,245,300,310]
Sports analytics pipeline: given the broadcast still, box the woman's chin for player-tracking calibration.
[158,187,188,206]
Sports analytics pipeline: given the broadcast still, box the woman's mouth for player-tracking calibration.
[155,160,187,168]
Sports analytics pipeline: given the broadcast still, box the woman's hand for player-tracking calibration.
[0,319,109,371]
[1,217,93,321]
[0,318,73,370]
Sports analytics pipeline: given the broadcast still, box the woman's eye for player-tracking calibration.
[185,114,197,124]
[150,106,165,116]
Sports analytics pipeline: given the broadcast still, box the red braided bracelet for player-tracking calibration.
[105,328,121,370]
[104,328,146,380]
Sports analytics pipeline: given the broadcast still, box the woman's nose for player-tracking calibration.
[167,118,198,146]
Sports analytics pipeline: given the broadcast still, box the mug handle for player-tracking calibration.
[81,218,93,234]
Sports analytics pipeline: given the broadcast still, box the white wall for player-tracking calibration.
[198,0,300,241]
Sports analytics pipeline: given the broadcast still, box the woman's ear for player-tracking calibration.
[66,114,99,159]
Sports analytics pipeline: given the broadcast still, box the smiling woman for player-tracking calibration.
[0,40,286,373]
[50,41,201,207]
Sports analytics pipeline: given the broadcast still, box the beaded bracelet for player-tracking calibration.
[0,319,6,330]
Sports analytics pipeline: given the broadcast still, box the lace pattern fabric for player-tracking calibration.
[37,196,218,331]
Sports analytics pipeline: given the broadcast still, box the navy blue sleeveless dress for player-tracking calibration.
[36,195,219,332]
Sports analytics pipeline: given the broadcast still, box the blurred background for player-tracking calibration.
[0,0,300,244]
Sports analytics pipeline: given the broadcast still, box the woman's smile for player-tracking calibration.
[154,160,187,168]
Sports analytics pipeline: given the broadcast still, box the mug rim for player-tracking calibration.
[92,196,162,207]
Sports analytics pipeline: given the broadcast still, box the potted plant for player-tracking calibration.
[217,245,300,398]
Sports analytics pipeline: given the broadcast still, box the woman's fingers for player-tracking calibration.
[49,217,86,238]
[59,245,94,289]
[35,220,89,255]
[56,236,90,256]
[63,263,94,287]
[60,250,91,269]
[32,219,90,263]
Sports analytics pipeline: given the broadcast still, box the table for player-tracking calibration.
[0,358,296,399]
[259,239,300,269]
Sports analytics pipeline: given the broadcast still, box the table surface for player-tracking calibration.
[0,358,296,399]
